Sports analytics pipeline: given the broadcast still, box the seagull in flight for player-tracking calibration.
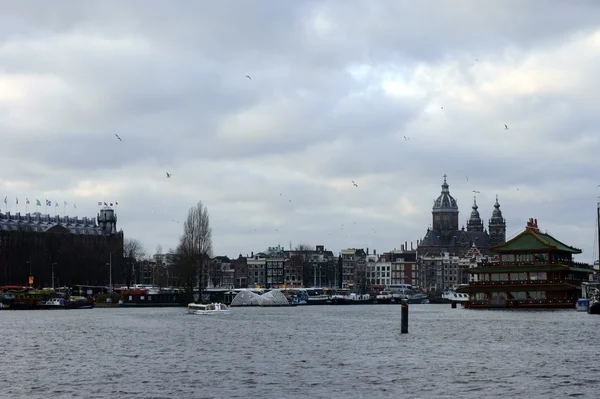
[245,75,251,80]
[472,190,480,194]
[504,124,509,130]
[166,172,171,178]
[403,136,409,141]
[115,134,122,142]
[352,180,358,187]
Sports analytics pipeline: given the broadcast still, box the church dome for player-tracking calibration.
[432,175,458,212]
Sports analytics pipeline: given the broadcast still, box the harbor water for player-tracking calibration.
[1,305,598,398]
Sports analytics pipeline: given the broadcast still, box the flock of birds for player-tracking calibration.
[112,71,516,247]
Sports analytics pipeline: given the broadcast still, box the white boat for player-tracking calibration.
[442,291,469,302]
[40,298,66,309]
[187,302,231,315]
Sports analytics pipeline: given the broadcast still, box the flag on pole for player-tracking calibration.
[26,198,30,205]
[104,202,107,206]
[45,200,51,206]
[36,199,41,206]
[64,201,68,206]
[110,202,113,206]
[54,201,58,207]
[74,204,77,209]
[16,198,18,205]
[3,197,6,204]
[115,202,119,206]
[97,201,102,206]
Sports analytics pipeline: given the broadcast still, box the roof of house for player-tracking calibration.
[490,227,582,254]
[0,211,105,236]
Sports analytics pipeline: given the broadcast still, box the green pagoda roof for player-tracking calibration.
[490,219,582,254]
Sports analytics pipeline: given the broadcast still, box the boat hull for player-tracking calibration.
[188,310,231,315]
[588,301,600,315]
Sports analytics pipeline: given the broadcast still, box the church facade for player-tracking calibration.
[417,175,507,257]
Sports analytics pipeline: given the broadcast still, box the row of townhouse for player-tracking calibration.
[130,240,491,293]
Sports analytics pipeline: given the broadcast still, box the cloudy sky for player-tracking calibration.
[1,0,600,261]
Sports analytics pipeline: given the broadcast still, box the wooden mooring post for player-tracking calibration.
[400,300,409,334]
[451,301,457,309]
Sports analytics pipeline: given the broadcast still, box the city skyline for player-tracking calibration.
[1,2,600,262]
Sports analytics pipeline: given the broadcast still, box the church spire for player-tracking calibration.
[466,196,484,232]
[489,194,506,245]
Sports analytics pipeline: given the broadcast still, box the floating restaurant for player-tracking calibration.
[462,218,594,309]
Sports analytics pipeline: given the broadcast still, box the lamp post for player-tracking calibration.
[26,261,31,287]
[51,262,57,290]
[107,252,113,293]
[109,252,113,293]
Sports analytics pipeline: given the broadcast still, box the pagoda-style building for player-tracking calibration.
[462,218,594,309]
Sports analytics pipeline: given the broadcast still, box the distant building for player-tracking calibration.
[0,207,123,287]
[418,175,506,257]
[388,243,419,286]
[463,218,594,308]
[302,245,337,288]
[416,175,506,291]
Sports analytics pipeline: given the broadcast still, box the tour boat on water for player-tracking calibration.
[187,302,231,315]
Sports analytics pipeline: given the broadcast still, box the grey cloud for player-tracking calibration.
[1,1,600,261]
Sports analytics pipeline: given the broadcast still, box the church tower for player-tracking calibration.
[97,206,118,236]
[466,196,484,232]
[432,174,459,233]
[488,195,506,246]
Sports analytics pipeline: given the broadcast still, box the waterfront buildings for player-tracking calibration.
[463,218,595,308]
[0,206,123,287]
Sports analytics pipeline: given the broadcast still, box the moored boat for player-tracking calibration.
[65,296,95,309]
[376,290,394,304]
[187,302,231,315]
[40,298,66,309]
[588,289,600,315]
[330,292,373,305]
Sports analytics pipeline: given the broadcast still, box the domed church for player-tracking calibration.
[417,175,506,256]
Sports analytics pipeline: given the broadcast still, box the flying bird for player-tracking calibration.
[403,136,410,141]
[166,172,171,178]
[115,134,122,142]
[472,190,480,194]
[466,176,469,182]
[504,124,509,130]
[245,75,251,80]
[352,181,358,187]
[441,106,444,109]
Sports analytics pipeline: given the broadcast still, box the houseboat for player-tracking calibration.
[462,218,594,309]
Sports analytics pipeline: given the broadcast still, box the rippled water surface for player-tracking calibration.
[1,305,599,398]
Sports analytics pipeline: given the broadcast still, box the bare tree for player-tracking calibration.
[294,244,314,252]
[123,238,146,287]
[124,238,145,260]
[175,201,213,302]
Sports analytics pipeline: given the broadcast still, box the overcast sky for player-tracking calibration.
[1,1,600,262]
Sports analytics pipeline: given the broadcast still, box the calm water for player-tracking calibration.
[1,305,599,399]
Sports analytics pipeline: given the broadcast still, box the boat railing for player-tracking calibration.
[468,298,575,306]
[485,260,594,269]
[470,279,573,286]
